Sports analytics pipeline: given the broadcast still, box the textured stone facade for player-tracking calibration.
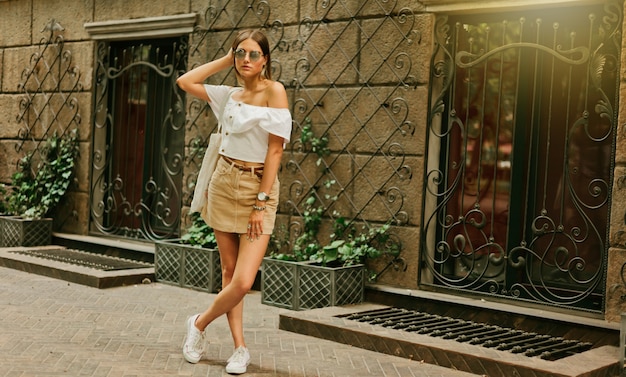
[605,1,626,322]
[1,0,626,322]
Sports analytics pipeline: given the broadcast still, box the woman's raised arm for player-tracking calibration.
[176,50,233,102]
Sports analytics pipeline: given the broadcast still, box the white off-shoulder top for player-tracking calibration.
[204,84,292,163]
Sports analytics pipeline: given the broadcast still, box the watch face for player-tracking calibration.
[258,192,269,201]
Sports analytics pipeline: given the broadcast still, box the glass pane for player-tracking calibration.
[91,37,187,240]
[423,2,620,312]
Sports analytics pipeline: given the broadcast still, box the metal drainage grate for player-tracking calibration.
[338,307,593,361]
[10,248,153,271]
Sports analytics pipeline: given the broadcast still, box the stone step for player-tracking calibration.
[52,232,155,263]
[0,245,154,289]
[279,304,620,377]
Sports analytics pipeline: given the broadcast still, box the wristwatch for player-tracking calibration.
[257,192,270,201]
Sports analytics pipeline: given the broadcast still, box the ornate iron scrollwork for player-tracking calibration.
[422,2,621,312]
[185,0,414,280]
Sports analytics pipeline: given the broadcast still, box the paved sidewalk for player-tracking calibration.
[0,266,481,377]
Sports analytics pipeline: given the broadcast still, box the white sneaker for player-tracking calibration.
[225,346,250,374]
[182,314,205,363]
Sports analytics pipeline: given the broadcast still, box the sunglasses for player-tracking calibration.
[234,48,264,62]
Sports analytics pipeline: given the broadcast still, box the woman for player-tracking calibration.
[176,29,291,374]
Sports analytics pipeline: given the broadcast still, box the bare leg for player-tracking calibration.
[194,230,269,336]
[214,231,245,347]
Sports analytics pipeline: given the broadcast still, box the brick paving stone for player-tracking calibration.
[0,266,481,377]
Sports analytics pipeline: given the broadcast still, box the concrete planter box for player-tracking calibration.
[0,216,52,247]
[261,257,364,311]
[154,240,221,293]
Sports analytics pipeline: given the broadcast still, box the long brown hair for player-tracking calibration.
[231,29,272,80]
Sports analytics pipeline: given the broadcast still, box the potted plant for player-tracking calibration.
[261,118,400,309]
[154,212,222,293]
[262,187,399,310]
[0,184,9,247]
[1,130,79,247]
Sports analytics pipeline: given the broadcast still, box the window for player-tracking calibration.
[90,37,188,240]
[422,2,621,312]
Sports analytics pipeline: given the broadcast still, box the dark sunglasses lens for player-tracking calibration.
[234,49,262,61]
[234,49,245,59]
[249,51,261,61]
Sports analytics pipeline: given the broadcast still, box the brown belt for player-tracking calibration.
[220,155,264,178]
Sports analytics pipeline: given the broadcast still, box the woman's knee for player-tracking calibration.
[221,265,235,283]
[228,277,254,296]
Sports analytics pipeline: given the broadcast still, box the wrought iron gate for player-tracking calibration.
[90,37,188,240]
[422,2,621,313]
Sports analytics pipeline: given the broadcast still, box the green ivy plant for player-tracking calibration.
[311,222,400,267]
[0,183,7,215]
[180,212,217,248]
[300,118,329,167]
[270,189,323,262]
[7,129,79,220]
[270,117,399,268]
[270,185,398,267]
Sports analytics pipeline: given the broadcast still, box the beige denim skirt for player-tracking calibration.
[201,157,279,234]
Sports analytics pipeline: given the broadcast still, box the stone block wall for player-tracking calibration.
[3,0,626,314]
[606,1,626,321]
[181,0,432,289]
[0,0,196,234]
[0,0,430,255]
